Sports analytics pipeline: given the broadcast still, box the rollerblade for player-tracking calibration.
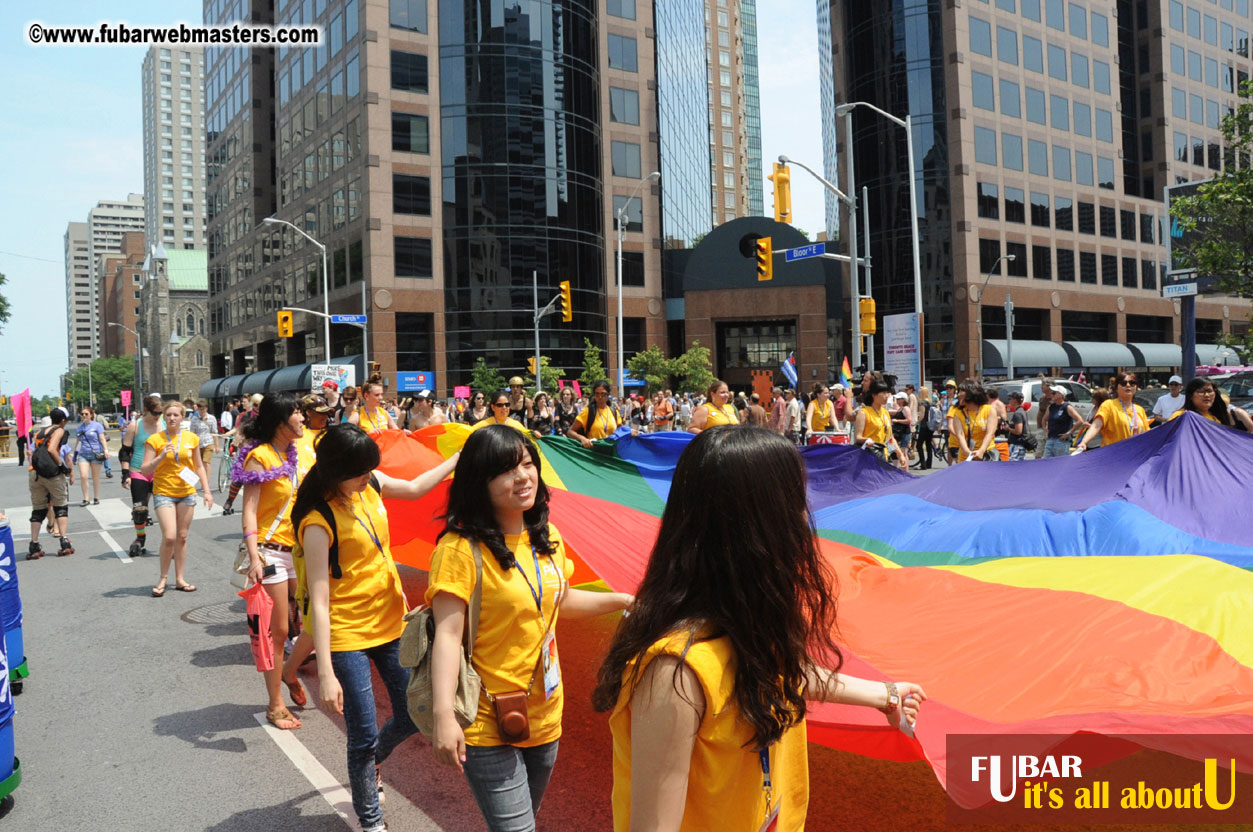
[26,541,44,560]
[128,539,146,558]
[57,537,75,557]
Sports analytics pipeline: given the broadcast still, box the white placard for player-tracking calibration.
[882,312,923,392]
[311,364,357,390]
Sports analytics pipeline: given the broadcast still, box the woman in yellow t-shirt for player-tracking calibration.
[140,400,213,597]
[294,423,458,832]
[350,376,400,438]
[953,380,1000,462]
[1076,372,1149,452]
[855,378,908,469]
[805,384,834,433]
[236,392,315,730]
[473,390,532,435]
[688,379,740,433]
[1166,377,1253,430]
[427,425,633,829]
[591,427,924,831]
[567,379,620,447]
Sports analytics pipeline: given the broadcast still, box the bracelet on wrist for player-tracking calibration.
[244,530,258,538]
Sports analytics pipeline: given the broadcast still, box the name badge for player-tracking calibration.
[541,631,560,699]
[178,467,200,487]
[758,803,779,832]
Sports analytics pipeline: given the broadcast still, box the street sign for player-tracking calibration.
[1162,281,1198,298]
[331,314,367,324]
[784,242,826,262]
[396,371,433,392]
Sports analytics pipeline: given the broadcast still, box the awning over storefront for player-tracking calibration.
[198,377,228,400]
[1195,344,1241,366]
[197,356,365,404]
[1061,341,1136,368]
[220,374,249,397]
[241,369,281,395]
[267,363,312,392]
[1127,343,1183,367]
[982,339,1069,370]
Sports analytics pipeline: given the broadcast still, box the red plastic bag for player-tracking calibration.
[239,582,275,672]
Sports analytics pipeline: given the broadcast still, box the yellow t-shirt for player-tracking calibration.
[946,405,962,448]
[703,403,740,427]
[1095,398,1149,445]
[809,399,834,432]
[609,631,809,832]
[425,527,576,747]
[145,430,201,497]
[296,427,323,463]
[471,416,530,434]
[1167,407,1220,423]
[572,405,620,439]
[861,405,892,445]
[244,442,315,547]
[957,404,993,462]
[297,485,406,652]
[358,405,389,437]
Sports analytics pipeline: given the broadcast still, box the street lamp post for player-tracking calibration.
[615,170,660,400]
[973,254,1015,378]
[108,322,144,403]
[263,217,330,360]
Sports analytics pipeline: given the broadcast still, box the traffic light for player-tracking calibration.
[755,236,773,281]
[767,162,792,224]
[559,280,573,322]
[859,298,877,335]
[277,310,293,338]
[527,356,538,375]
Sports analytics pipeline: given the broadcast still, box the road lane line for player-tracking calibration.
[87,497,135,530]
[253,712,355,828]
[99,530,130,563]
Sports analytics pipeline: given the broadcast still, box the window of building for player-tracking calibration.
[1123,256,1139,288]
[1098,205,1116,237]
[608,0,636,19]
[613,195,643,231]
[999,79,1021,117]
[719,49,731,67]
[1024,35,1043,72]
[972,71,995,110]
[1026,87,1046,123]
[1140,213,1156,243]
[1205,13,1218,45]
[621,251,645,287]
[1050,94,1069,130]
[1078,251,1097,284]
[1056,248,1075,281]
[1023,0,1041,21]
[970,17,992,56]
[392,112,429,153]
[1069,3,1087,39]
[1048,44,1067,81]
[1033,244,1052,279]
[1053,144,1071,181]
[1095,109,1113,142]
[1077,200,1095,233]
[1005,187,1025,223]
[1075,150,1094,185]
[1071,52,1089,88]
[395,312,434,370]
[610,87,640,124]
[1094,60,1110,94]
[1172,87,1187,119]
[608,34,638,71]
[612,140,642,178]
[1098,156,1115,189]
[1143,260,1159,291]
[1169,0,1184,31]
[1171,44,1186,75]
[1006,242,1028,276]
[1121,209,1136,240]
[979,238,1002,274]
[1030,192,1050,226]
[977,182,999,219]
[391,50,428,92]
[389,0,427,32]
[1046,0,1065,31]
[998,26,1018,64]
[717,9,728,27]
[1002,133,1024,170]
[1055,196,1074,230]
[1187,6,1200,39]
[394,236,432,277]
[393,174,431,215]
[1092,11,1109,46]
[974,127,998,164]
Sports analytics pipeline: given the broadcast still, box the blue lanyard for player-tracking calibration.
[350,494,385,555]
[759,747,774,815]
[517,543,544,616]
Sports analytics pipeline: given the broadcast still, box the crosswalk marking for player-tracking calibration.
[99,530,131,563]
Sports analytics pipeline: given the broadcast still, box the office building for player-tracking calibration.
[705,0,763,223]
[820,0,1251,382]
[84,195,146,365]
[64,221,92,369]
[141,46,208,252]
[203,0,717,393]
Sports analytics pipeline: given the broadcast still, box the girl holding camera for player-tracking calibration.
[427,424,633,831]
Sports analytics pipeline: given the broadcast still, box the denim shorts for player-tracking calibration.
[78,450,106,464]
[154,493,197,509]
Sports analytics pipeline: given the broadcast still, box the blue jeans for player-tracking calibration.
[330,639,418,832]
[1043,438,1071,458]
[463,741,560,832]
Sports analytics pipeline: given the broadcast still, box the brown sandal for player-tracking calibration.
[266,706,302,730]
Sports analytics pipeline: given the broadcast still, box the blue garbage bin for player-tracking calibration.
[0,520,25,687]
[0,520,20,799]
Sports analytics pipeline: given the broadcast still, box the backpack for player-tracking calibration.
[31,427,63,479]
[925,401,943,432]
[292,475,380,616]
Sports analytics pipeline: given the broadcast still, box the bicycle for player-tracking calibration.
[216,436,236,493]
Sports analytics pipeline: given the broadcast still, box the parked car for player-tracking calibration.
[1134,387,1173,423]
[1216,371,1253,411]
[990,378,1095,453]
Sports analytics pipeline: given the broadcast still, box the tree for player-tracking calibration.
[63,357,134,410]
[580,337,608,387]
[523,356,564,394]
[1169,81,1253,304]
[0,272,10,336]
[626,344,673,394]
[468,356,507,397]
[671,340,716,394]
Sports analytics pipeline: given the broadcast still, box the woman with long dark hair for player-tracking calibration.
[1076,372,1148,452]
[294,423,458,832]
[953,379,999,462]
[1169,377,1253,429]
[427,425,633,830]
[235,392,315,730]
[592,427,923,829]
[854,378,907,468]
[553,386,580,436]
[567,379,619,447]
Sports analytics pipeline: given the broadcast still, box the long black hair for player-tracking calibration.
[1181,377,1231,425]
[583,379,612,434]
[957,378,989,406]
[291,423,380,528]
[439,425,554,568]
[242,392,300,444]
[592,427,842,750]
[861,378,890,407]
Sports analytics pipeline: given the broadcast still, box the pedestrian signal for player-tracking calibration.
[859,298,877,335]
[277,310,294,338]
[559,281,573,323]
[755,236,773,281]
[527,356,538,375]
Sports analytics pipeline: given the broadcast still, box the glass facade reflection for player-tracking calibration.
[655,0,713,249]
[439,0,604,381]
[741,0,764,216]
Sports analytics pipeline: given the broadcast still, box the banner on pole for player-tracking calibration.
[882,312,923,391]
[453,385,471,399]
[120,390,132,408]
[311,364,356,391]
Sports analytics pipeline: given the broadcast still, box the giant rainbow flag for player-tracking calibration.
[373,412,1253,789]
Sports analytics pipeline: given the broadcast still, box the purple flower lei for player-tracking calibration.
[230,440,298,484]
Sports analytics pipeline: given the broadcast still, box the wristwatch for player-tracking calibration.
[880,681,900,715]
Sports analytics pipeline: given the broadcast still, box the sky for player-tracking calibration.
[0,0,827,398]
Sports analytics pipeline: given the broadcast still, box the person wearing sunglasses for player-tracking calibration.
[1075,372,1149,452]
[567,379,620,448]
[463,392,490,425]
[1167,377,1253,431]
[473,391,531,435]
